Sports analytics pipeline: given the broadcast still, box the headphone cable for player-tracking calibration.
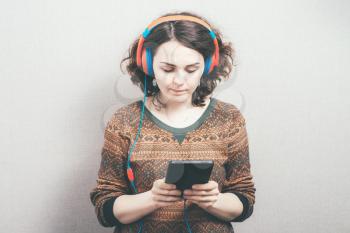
[183,200,193,233]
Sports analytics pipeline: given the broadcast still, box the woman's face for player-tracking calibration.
[152,40,205,104]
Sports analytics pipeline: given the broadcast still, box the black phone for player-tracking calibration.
[165,160,214,191]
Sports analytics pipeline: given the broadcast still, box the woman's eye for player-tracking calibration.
[162,69,197,73]
[163,69,173,73]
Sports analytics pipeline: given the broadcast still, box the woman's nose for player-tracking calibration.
[173,70,186,84]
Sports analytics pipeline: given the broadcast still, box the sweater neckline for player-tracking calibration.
[138,97,217,135]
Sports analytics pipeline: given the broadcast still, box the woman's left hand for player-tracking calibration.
[183,180,220,209]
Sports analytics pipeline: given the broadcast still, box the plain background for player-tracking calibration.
[1,0,349,232]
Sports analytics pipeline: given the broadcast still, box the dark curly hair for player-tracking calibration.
[120,11,235,110]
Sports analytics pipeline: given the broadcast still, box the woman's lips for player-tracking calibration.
[171,89,187,92]
[170,89,187,94]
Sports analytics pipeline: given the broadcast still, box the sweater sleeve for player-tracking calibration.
[89,112,131,227]
[221,108,256,222]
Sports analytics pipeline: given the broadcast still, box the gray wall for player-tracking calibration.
[1,0,349,232]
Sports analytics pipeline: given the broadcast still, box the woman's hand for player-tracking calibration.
[150,178,183,209]
[183,180,220,209]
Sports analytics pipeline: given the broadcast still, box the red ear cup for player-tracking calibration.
[210,39,219,73]
[209,53,216,73]
[136,36,145,68]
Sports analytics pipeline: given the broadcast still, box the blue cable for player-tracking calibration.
[183,200,193,233]
[126,75,148,233]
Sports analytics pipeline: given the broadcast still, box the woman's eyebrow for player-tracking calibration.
[160,62,200,67]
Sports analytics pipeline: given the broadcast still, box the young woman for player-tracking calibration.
[90,11,256,233]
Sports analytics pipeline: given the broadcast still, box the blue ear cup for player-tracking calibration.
[204,56,212,76]
[146,47,154,77]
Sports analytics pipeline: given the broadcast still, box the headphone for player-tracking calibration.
[125,14,220,233]
[136,15,220,77]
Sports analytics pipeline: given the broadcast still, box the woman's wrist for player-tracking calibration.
[143,190,159,211]
[113,190,160,224]
[204,192,243,222]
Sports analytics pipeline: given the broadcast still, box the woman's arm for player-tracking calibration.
[203,192,244,221]
[183,182,244,222]
[113,190,156,224]
[114,178,182,224]
[220,107,256,222]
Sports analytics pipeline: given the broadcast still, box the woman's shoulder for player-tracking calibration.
[105,99,141,132]
[212,97,246,123]
[113,99,140,118]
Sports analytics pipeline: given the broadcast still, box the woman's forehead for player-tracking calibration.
[154,41,203,66]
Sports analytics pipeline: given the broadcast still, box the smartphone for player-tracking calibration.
[165,160,214,191]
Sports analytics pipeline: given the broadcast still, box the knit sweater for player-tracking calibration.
[89,97,256,233]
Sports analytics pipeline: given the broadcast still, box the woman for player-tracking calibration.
[90,11,256,233]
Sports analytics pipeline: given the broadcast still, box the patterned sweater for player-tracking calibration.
[89,97,256,233]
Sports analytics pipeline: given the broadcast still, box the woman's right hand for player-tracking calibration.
[150,178,182,208]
